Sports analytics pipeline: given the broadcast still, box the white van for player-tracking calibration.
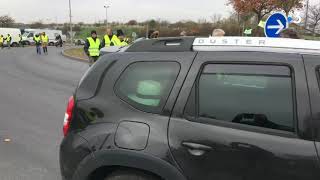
[0,28,22,46]
[22,29,66,46]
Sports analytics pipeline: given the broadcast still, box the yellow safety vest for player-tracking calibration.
[0,37,3,43]
[87,37,101,57]
[6,35,11,42]
[112,36,122,46]
[120,41,128,46]
[34,36,41,43]
[104,35,119,47]
[41,35,49,43]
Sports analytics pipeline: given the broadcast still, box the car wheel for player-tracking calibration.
[11,42,18,47]
[49,42,54,46]
[104,170,160,180]
[77,40,81,46]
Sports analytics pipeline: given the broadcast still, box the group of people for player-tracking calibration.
[0,34,13,49]
[33,32,49,55]
[0,34,25,49]
[84,28,129,64]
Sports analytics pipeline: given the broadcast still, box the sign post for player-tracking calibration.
[264,12,288,38]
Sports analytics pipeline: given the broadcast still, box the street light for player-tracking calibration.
[68,0,73,44]
[104,5,110,27]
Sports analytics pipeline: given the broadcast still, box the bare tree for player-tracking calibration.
[307,4,320,35]
[30,21,45,29]
[0,15,15,27]
[275,0,304,16]
[126,20,138,26]
[210,14,222,23]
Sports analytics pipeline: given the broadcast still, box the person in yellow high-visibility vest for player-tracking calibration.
[6,34,12,49]
[34,34,42,55]
[41,32,49,54]
[114,29,128,47]
[102,28,119,47]
[0,35,4,49]
[84,30,102,65]
[118,35,128,46]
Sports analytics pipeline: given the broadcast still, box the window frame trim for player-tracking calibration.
[184,61,298,136]
[113,60,181,114]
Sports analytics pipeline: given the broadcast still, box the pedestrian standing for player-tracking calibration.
[102,28,119,47]
[19,34,24,47]
[118,31,128,46]
[212,29,225,37]
[34,34,42,55]
[0,35,4,49]
[180,31,187,36]
[84,30,102,66]
[55,34,63,47]
[41,32,49,55]
[6,34,12,49]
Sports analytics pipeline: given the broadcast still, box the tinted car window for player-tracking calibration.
[115,62,180,113]
[186,64,295,132]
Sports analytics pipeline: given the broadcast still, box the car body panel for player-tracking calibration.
[60,37,320,180]
[316,142,320,161]
[60,132,92,180]
[303,55,320,142]
[169,52,320,180]
[72,149,187,180]
[115,121,150,150]
[61,52,197,179]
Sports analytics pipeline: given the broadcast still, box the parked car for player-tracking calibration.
[74,39,85,46]
[22,29,66,46]
[60,36,320,180]
[0,28,22,47]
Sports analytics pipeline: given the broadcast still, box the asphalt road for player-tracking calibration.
[0,47,89,180]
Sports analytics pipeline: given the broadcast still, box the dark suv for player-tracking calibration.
[60,37,320,180]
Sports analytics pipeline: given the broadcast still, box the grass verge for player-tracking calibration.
[63,48,89,61]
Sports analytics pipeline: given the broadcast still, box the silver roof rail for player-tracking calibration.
[193,37,320,51]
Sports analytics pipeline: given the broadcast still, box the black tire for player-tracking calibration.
[49,42,54,46]
[104,170,160,180]
[11,42,18,47]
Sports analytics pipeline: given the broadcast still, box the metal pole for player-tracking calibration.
[69,0,73,44]
[146,24,149,38]
[106,7,108,27]
[305,0,309,30]
[104,6,109,27]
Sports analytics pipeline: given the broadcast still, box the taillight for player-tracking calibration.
[63,96,75,136]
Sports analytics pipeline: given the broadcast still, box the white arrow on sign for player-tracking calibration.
[267,19,285,35]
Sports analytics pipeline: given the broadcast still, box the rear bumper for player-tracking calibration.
[59,132,92,180]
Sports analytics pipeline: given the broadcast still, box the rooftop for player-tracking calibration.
[124,37,320,55]
[193,37,320,51]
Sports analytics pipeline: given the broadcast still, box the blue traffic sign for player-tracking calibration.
[264,12,288,38]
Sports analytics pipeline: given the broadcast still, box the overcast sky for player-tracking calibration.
[0,0,319,24]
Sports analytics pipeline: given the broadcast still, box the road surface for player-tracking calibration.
[0,47,88,180]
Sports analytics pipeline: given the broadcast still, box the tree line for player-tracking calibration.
[1,0,320,37]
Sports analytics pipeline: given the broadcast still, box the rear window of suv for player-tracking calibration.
[115,62,180,114]
[185,64,295,132]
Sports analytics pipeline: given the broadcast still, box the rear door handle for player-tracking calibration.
[182,142,213,156]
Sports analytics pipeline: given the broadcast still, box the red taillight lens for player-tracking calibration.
[63,96,75,136]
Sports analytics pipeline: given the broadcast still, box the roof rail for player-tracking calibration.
[193,37,320,50]
[126,37,195,52]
